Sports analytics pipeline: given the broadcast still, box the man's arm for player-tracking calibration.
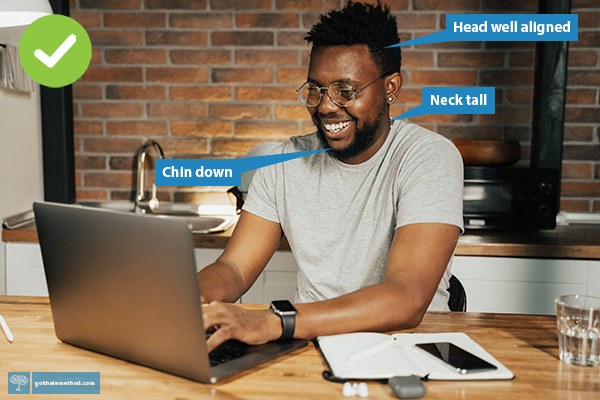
[202,221,460,351]
[197,210,283,303]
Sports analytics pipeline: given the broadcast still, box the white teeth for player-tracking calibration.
[324,120,351,133]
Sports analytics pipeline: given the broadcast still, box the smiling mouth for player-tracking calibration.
[323,120,352,134]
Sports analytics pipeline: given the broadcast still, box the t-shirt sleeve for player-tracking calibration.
[395,137,464,233]
[241,148,283,224]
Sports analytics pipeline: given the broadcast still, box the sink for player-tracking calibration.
[78,202,237,234]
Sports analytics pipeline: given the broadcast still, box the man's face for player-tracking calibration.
[306,45,390,164]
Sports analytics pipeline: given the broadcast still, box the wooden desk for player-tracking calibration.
[0,296,598,399]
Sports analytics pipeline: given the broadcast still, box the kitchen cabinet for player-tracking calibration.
[3,242,298,302]
[452,255,600,315]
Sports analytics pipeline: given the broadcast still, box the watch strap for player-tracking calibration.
[279,313,295,340]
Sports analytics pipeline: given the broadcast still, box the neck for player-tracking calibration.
[342,118,393,165]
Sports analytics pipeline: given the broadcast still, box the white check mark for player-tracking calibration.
[34,34,77,68]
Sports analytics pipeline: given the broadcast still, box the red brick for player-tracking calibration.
[396,88,422,104]
[160,139,209,154]
[277,32,306,47]
[277,68,307,84]
[568,51,598,67]
[106,121,168,136]
[170,86,231,101]
[106,85,166,100]
[302,13,321,29]
[579,11,600,27]
[91,49,102,64]
[564,125,594,141]
[508,51,535,67]
[480,70,534,86]
[506,89,533,105]
[211,104,271,120]
[171,121,233,137]
[411,70,477,86]
[395,14,437,30]
[212,68,273,84]
[145,0,207,9]
[170,13,232,28]
[236,13,299,28]
[504,126,530,141]
[70,11,101,27]
[485,41,535,50]
[274,105,310,120]
[561,182,600,197]
[414,0,479,10]
[82,67,143,82]
[571,32,600,47]
[77,190,109,201]
[82,103,144,118]
[73,84,103,100]
[147,103,208,119]
[401,51,434,68]
[477,107,532,124]
[236,49,298,66]
[110,190,138,201]
[301,50,311,66]
[595,201,600,213]
[236,86,297,102]
[211,31,273,46]
[84,172,134,188]
[170,50,231,65]
[210,0,271,10]
[146,31,207,46]
[147,67,209,83]
[276,0,339,10]
[88,30,143,46]
[80,0,141,9]
[104,12,166,27]
[109,157,137,171]
[573,0,600,8]
[83,138,144,153]
[409,114,472,123]
[566,89,597,105]
[438,52,504,68]
[212,139,273,155]
[563,144,600,160]
[235,122,297,138]
[562,163,592,179]
[482,0,537,11]
[105,49,166,64]
[560,200,591,212]
[301,122,317,135]
[568,71,600,86]
[565,107,600,123]
[76,156,106,170]
[74,121,103,135]
[437,125,502,140]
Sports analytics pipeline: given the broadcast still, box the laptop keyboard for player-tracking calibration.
[208,339,251,367]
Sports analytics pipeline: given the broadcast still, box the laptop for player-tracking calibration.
[33,201,307,383]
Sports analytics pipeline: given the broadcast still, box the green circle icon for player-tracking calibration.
[19,15,92,88]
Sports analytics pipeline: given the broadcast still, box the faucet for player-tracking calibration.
[135,140,165,213]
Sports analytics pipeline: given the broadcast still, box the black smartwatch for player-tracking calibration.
[270,300,297,340]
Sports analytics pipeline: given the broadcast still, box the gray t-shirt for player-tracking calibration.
[243,121,464,311]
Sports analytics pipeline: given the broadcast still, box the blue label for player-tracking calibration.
[155,149,327,187]
[31,372,100,394]
[8,372,30,394]
[393,87,495,120]
[389,14,578,47]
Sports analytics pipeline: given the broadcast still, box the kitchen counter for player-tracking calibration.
[3,223,600,260]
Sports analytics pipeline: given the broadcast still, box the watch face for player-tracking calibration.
[271,300,296,313]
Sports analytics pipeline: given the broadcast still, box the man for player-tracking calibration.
[198,1,463,352]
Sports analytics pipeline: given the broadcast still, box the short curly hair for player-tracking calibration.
[304,1,401,76]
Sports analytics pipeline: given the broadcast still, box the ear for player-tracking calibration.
[384,72,402,104]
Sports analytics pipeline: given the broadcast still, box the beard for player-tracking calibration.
[314,105,387,162]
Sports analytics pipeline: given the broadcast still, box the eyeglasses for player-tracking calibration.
[296,74,386,108]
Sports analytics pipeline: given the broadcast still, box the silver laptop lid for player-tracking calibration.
[34,202,212,382]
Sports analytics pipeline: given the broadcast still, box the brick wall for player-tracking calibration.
[70,0,600,212]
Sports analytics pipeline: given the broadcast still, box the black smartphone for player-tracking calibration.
[414,342,497,374]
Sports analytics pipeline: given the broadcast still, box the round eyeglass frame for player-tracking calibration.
[296,73,387,108]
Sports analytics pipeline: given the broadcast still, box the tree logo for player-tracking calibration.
[8,372,30,394]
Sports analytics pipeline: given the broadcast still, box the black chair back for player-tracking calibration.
[447,275,467,312]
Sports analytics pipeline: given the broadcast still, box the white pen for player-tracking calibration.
[347,337,396,364]
[0,315,14,343]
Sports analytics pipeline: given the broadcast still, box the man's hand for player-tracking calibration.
[202,301,282,352]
